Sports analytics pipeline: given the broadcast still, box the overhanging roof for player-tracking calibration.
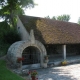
[19,15,80,44]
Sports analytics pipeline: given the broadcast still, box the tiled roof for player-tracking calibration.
[19,15,80,44]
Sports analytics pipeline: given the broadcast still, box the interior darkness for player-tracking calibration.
[22,46,40,65]
[45,44,80,59]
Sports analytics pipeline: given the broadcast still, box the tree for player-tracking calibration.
[45,15,50,19]
[52,16,56,20]
[56,15,70,22]
[78,17,80,25]
[45,14,70,22]
[0,0,35,27]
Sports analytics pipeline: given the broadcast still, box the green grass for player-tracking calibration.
[0,60,24,80]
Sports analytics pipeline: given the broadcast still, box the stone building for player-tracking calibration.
[7,15,80,69]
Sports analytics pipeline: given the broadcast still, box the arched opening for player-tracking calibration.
[22,46,40,65]
[7,40,47,69]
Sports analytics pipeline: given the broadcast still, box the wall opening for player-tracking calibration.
[22,46,40,65]
[44,44,64,62]
[66,44,80,57]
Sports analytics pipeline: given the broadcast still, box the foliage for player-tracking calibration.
[0,60,24,80]
[52,16,56,20]
[0,0,35,27]
[78,17,80,25]
[56,15,70,21]
[0,22,20,44]
[45,15,50,19]
[3,28,21,44]
[0,41,10,56]
[61,60,68,66]
[28,70,38,76]
[0,22,20,56]
[0,21,10,56]
[45,14,70,22]
[0,21,10,41]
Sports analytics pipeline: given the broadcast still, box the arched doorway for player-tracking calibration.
[22,46,40,65]
[7,40,47,69]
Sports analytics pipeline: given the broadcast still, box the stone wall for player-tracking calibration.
[7,40,47,68]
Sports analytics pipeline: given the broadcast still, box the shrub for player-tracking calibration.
[28,70,38,76]
[0,21,21,44]
[0,41,10,56]
[3,28,21,44]
[0,21,10,41]
[61,60,67,66]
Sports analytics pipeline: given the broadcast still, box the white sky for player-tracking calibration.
[25,0,80,23]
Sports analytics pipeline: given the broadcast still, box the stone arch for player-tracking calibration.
[22,46,40,65]
[7,40,47,68]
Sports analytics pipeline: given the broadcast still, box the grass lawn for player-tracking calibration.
[0,60,25,80]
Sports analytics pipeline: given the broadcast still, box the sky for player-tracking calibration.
[25,0,80,23]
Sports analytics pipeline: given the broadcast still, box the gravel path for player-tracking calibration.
[37,64,80,80]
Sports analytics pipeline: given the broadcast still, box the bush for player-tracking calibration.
[0,21,21,56]
[0,21,20,44]
[0,41,10,56]
[0,21,10,41]
[3,28,21,44]
[61,60,68,66]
